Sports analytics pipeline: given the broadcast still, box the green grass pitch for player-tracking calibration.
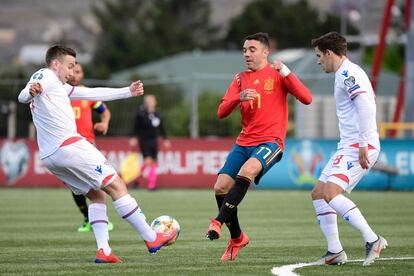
[0,188,413,275]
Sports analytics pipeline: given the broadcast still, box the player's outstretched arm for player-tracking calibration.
[67,80,144,101]
[129,80,144,96]
[18,82,43,103]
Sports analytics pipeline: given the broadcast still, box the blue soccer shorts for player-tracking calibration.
[218,142,283,185]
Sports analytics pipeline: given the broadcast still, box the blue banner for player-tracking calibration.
[258,139,414,191]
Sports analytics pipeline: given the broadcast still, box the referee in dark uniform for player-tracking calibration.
[129,95,170,190]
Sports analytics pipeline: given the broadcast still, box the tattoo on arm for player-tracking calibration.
[240,90,248,100]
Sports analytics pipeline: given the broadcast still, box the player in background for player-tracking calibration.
[18,45,177,263]
[205,32,312,261]
[68,63,114,233]
[129,95,170,190]
[311,32,387,266]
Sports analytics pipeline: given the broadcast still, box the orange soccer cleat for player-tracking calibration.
[206,219,222,240]
[95,248,123,263]
[145,229,178,254]
[221,232,250,261]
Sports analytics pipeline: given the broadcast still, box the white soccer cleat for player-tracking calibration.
[363,235,388,266]
[318,250,347,265]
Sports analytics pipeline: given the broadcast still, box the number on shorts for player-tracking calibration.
[333,155,344,165]
[257,146,272,159]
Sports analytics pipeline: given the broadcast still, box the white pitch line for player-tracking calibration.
[271,257,414,276]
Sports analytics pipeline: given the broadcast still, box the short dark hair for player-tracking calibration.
[45,45,76,67]
[311,32,347,56]
[244,32,270,49]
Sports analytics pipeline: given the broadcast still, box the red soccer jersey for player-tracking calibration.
[218,63,312,148]
[71,100,105,143]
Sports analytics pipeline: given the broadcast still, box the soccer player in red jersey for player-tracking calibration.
[68,63,113,232]
[206,33,312,261]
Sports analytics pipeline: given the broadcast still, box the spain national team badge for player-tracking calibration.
[264,78,274,94]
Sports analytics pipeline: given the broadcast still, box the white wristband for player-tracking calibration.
[279,64,291,77]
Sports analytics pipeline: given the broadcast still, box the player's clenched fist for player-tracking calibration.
[240,89,257,102]
[29,82,43,97]
[129,80,144,96]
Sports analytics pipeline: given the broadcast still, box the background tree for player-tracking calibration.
[88,0,217,78]
[198,91,241,137]
[0,66,31,137]
[224,0,358,50]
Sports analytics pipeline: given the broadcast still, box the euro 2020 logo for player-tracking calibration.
[0,141,30,185]
[288,140,325,187]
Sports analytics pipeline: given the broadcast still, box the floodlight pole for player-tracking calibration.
[404,0,414,131]
[391,0,411,137]
[370,0,394,92]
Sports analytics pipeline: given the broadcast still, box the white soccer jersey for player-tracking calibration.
[18,68,132,159]
[334,59,380,150]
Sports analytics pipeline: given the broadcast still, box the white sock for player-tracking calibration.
[313,199,343,253]
[89,203,111,255]
[329,195,378,243]
[112,194,156,242]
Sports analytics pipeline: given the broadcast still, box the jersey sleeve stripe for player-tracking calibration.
[350,90,366,99]
[68,86,75,97]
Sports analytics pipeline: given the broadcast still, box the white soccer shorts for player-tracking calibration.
[319,146,379,193]
[42,138,118,195]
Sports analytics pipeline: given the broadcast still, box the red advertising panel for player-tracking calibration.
[0,138,234,189]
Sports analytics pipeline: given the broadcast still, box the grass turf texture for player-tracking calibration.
[0,188,413,275]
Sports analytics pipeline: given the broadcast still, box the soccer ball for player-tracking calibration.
[150,215,180,245]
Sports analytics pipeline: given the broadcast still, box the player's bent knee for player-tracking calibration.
[214,182,230,194]
[311,181,325,200]
[323,182,344,202]
[214,174,233,194]
[311,188,322,200]
[323,190,340,203]
[86,189,106,203]
[102,176,128,201]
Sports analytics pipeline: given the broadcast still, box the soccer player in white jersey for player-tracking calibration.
[18,45,176,263]
[310,32,387,266]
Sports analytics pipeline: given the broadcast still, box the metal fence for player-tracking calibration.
[0,75,403,139]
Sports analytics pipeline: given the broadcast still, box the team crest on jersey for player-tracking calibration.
[344,76,356,87]
[32,72,43,80]
[264,78,274,93]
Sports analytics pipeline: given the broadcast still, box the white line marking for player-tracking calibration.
[271,257,414,276]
